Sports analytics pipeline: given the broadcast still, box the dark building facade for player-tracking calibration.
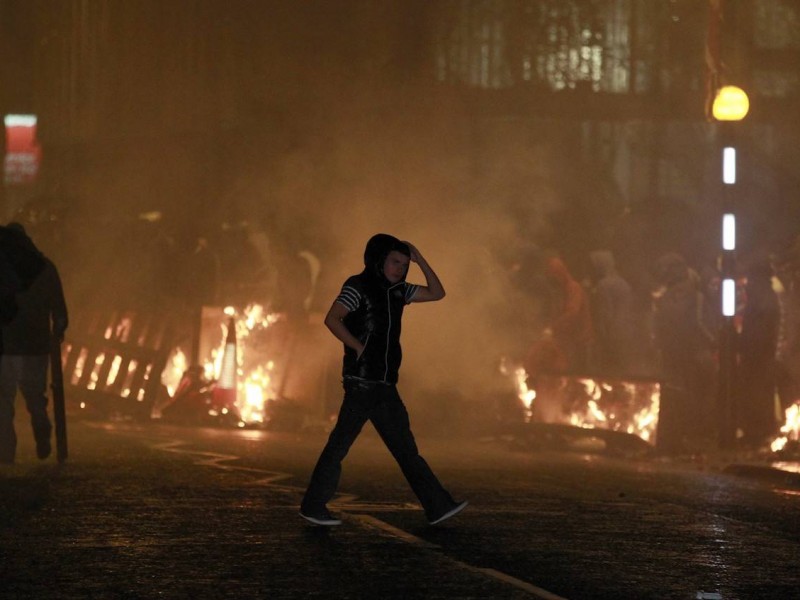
[1,0,798,266]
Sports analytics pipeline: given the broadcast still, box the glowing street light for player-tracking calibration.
[712,85,750,122]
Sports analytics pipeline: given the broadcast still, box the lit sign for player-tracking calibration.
[722,214,736,251]
[722,147,736,184]
[4,114,41,185]
[722,278,736,317]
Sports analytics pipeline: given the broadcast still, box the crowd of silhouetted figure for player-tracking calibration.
[519,236,800,455]
[5,207,800,457]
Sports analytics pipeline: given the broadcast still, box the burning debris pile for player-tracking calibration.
[156,304,304,429]
[500,358,660,452]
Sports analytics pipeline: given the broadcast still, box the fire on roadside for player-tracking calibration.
[500,359,660,444]
[770,401,800,453]
[160,304,285,426]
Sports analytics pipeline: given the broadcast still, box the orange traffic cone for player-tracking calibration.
[212,316,239,417]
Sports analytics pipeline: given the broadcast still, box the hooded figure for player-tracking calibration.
[589,250,634,374]
[300,233,466,527]
[0,223,67,464]
[1,224,68,355]
[652,252,715,455]
[362,233,410,283]
[0,225,46,328]
[544,256,593,373]
[340,234,415,384]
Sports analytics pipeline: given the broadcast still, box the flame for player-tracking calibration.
[72,348,88,385]
[500,359,660,443]
[104,316,133,342]
[161,348,188,396]
[240,362,276,424]
[771,401,800,453]
[120,360,138,398]
[499,357,536,421]
[106,355,122,387]
[568,378,660,443]
[87,352,105,390]
[162,304,284,426]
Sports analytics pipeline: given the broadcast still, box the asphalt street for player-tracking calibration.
[1,412,799,599]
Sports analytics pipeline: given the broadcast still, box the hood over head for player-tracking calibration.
[363,233,410,283]
[0,224,45,289]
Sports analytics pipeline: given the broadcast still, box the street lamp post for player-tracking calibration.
[713,85,749,449]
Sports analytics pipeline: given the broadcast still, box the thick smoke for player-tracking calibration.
[242,85,565,425]
[17,3,585,430]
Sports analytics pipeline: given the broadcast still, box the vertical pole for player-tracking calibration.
[718,122,737,449]
[51,337,68,463]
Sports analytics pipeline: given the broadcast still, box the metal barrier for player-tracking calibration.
[61,304,188,417]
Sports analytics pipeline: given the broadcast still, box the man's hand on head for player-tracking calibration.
[406,243,421,264]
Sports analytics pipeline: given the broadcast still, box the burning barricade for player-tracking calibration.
[155,305,307,430]
[499,357,659,455]
[64,301,314,430]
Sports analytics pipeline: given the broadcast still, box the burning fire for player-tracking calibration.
[162,348,188,397]
[499,357,536,421]
[770,401,800,453]
[569,379,660,443]
[500,359,660,444]
[160,304,284,426]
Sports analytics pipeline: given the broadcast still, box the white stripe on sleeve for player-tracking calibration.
[335,285,361,312]
[405,284,419,303]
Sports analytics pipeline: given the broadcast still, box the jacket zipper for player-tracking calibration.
[383,283,404,382]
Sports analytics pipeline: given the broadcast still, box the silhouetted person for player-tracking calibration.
[652,253,714,455]
[589,250,635,375]
[0,224,46,332]
[0,251,20,334]
[0,223,67,464]
[544,256,593,373]
[300,234,466,526]
[736,256,781,448]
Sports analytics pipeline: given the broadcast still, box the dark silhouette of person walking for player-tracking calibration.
[300,234,466,526]
[0,223,68,464]
[737,255,781,448]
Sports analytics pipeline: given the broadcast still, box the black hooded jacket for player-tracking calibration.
[336,234,418,385]
[0,226,47,345]
[0,225,67,355]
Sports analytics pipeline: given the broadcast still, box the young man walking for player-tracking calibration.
[300,233,467,526]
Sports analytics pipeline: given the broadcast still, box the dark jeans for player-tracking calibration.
[301,380,455,520]
[0,354,51,462]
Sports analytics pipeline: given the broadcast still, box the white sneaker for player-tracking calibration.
[428,500,468,525]
[299,509,342,526]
